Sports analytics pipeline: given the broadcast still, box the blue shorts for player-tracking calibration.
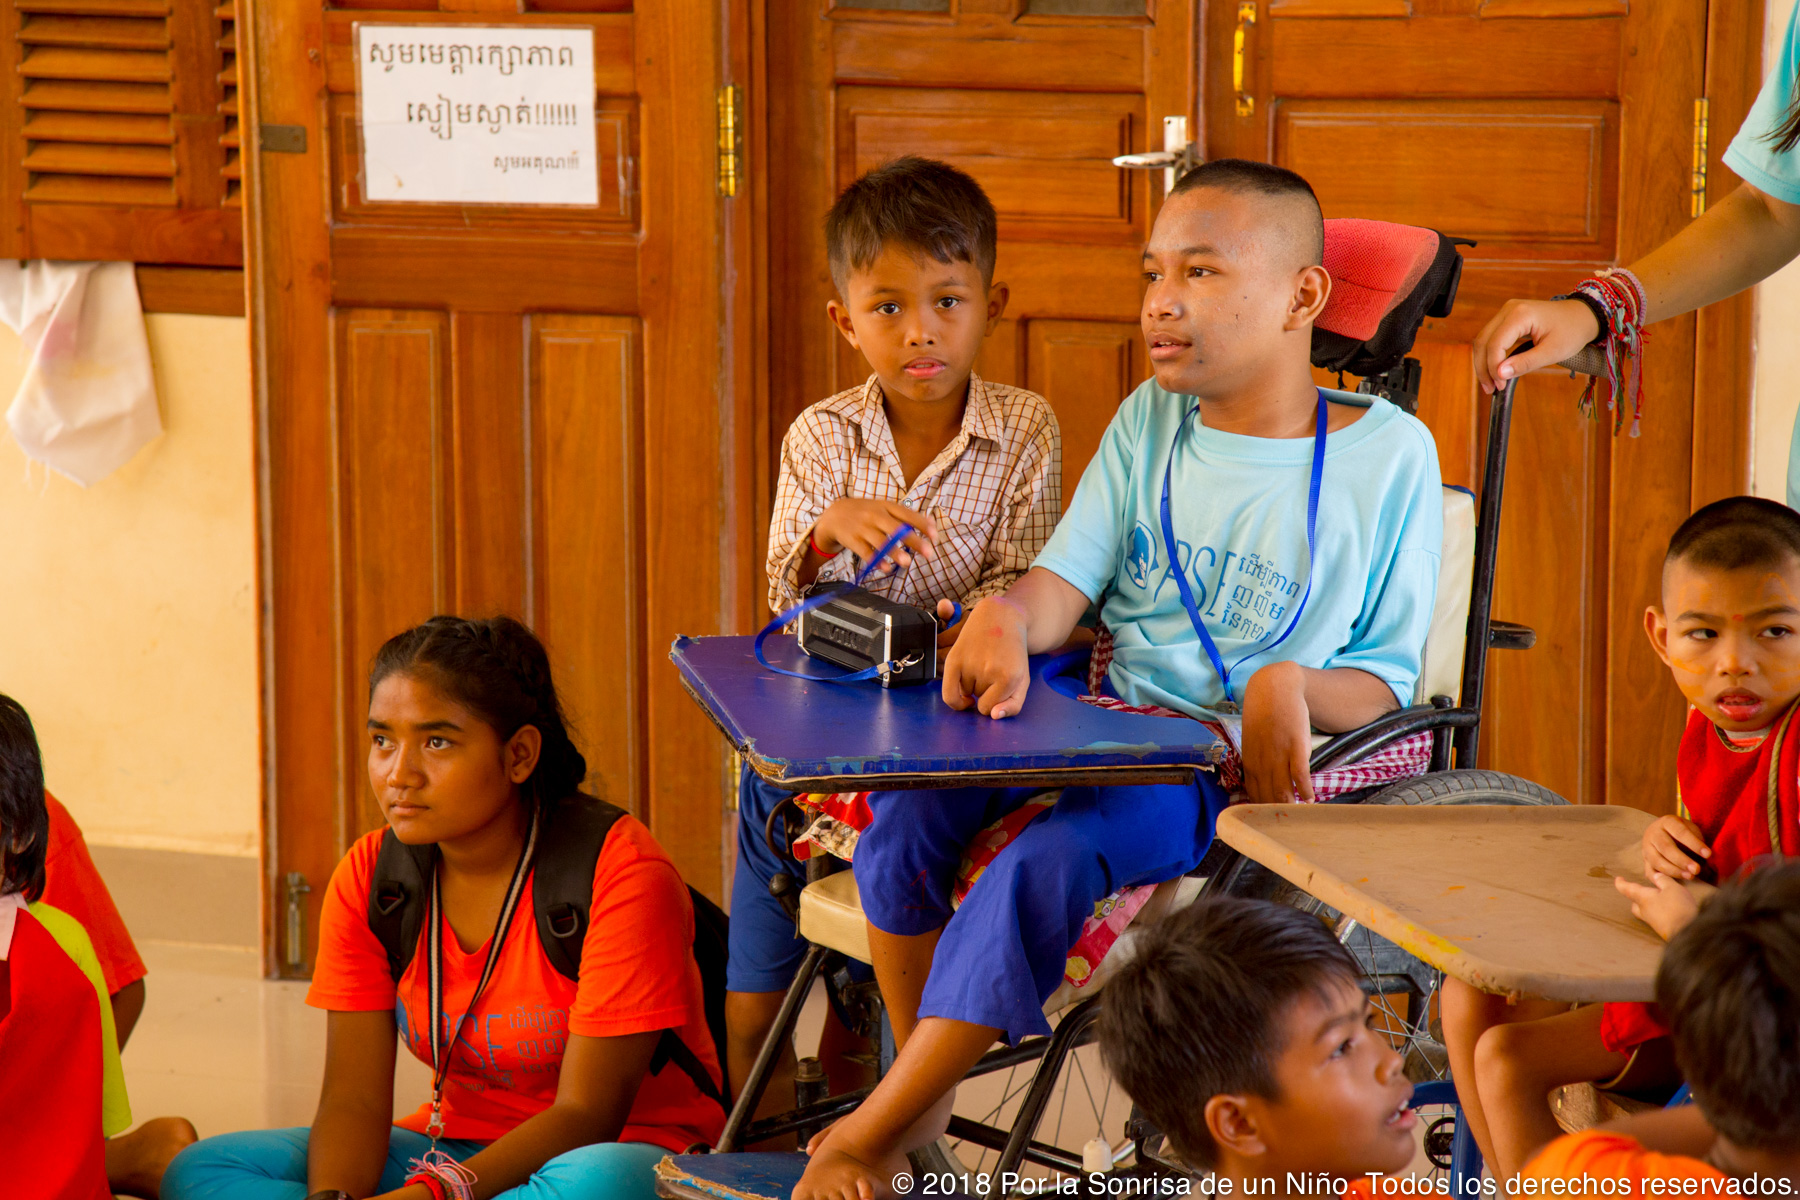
[728,768,811,992]
[853,777,1227,1043]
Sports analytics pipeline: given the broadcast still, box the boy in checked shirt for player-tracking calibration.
[726,156,1061,1130]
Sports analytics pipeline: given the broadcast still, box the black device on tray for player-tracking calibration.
[795,581,939,688]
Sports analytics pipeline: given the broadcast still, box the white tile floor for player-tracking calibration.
[121,941,433,1140]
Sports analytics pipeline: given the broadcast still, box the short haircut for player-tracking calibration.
[1666,496,1800,575]
[1169,158,1325,268]
[0,694,49,903]
[825,156,998,294]
[1657,861,1800,1151]
[1097,896,1360,1170]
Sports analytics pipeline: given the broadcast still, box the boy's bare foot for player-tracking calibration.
[795,1142,912,1200]
[106,1115,199,1198]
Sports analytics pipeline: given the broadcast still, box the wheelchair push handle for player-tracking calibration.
[1506,336,1605,380]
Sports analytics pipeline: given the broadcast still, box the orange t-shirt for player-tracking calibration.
[306,814,725,1149]
[41,792,147,997]
[1522,1131,1732,1197]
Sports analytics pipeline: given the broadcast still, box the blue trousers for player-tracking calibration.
[854,778,1227,1043]
[729,767,875,996]
[728,768,811,992]
[160,1126,666,1200]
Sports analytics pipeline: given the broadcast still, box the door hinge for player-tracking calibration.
[1691,97,1710,218]
[717,84,743,199]
[283,870,312,970]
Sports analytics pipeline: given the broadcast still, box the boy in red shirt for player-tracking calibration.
[1097,897,1421,1198]
[0,695,134,1200]
[1443,495,1800,1178]
[1521,860,1800,1192]
[42,790,199,1197]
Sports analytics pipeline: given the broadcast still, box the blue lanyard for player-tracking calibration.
[1157,389,1328,707]
[754,525,962,684]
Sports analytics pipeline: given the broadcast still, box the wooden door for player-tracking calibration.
[1208,0,1727,811]
[764,0,1196,522]
[246,0,747,975]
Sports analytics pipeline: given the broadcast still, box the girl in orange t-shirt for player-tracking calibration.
[163,616,724,1200]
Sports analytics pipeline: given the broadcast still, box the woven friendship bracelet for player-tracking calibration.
[1565,266,1648,437]
[406,1149,477,1200]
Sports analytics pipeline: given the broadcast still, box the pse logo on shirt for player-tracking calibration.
[1126,521,1300,644]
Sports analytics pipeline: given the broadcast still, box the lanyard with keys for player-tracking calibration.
[422,802,540,1143]
[1157,389,1328,708]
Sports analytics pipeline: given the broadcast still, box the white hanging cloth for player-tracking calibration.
[0,260,161,486]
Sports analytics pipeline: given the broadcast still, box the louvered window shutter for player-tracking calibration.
[3,0,243,266]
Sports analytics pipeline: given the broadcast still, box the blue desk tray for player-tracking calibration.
[656,1153,809,1200]
[670,635,1223,792]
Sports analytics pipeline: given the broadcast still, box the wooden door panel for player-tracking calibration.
[331,230,641,311]
[1482,371,1602,805]
[1024,319,1139,489]
[1277,99,1617,259]
[335,308,451,833]
[836,87,1141,236]
[450,311,528,618]
[830,19,1144,91]
[530,315,644,817]
[1264,18,1621,99]
[974,317,1024,389]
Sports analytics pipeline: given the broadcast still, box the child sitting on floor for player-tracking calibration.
[0,694,133,1200]
[164,616,723,1200]
[42,789,198,1197]
[1099,896,1421,1193]
[795,159,1443,1200]
[730,156,1060,1124]
[1520,859,1800,1190]
[1442,495,1800,1179]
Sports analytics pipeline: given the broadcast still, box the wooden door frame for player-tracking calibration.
[1694,0,1765,508]
[245,0,750,975]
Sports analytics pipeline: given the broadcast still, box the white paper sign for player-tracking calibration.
[356,24,599,206]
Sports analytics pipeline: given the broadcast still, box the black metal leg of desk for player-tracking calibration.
[718,942,829,1152]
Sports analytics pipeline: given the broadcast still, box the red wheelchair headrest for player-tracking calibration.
[1317,219,1441,341]
[1310,219,1470,379]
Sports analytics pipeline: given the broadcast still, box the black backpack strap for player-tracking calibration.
[367,830,435,983]
[531,793,629,982]
[650,1029,726,1107]
[531,794,732,1111]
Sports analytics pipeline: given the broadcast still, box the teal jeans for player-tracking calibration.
[161,1125,666,1200]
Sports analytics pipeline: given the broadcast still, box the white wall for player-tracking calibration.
[0,314,260,857]
[1755,0,1800,502]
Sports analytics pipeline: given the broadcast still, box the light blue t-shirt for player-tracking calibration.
[1724,0,1800,508]
[1035,380,1442,716]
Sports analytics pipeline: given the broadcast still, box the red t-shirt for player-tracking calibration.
[306,814,725,1149]
[41,793,147,998]
[1522,1130,1730,1197]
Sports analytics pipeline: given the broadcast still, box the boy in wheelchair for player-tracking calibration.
[794,160,1445,1200]
[1444,496,1800,1179]
[1098,897,1421,1193]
